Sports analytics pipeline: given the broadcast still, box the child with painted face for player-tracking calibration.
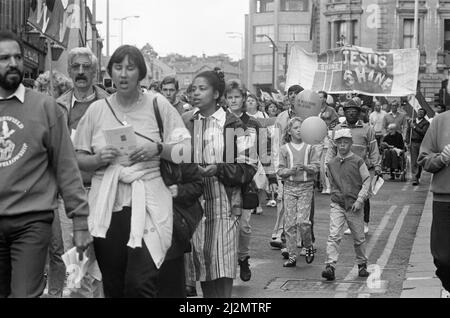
[277,117,320,267]
[322,128,371,281]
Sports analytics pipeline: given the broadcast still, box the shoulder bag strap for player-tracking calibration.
[153,97,164,142]
[104,98,156,143]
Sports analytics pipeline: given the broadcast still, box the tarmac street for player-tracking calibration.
[197,172,442,298]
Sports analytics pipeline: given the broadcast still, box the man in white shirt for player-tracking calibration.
[369,100,387,147]
[383,100,408,139]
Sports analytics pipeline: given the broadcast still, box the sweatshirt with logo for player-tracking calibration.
[0,89,88,230]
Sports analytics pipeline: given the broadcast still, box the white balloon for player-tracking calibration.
[300,117,328,145]
[294,89,322,120]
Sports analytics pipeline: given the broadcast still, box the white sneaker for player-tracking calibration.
[322,188,331,195]
[442,289,450,298]
[266,200,277,207]
[364,224,369,234]
[344,228,351,235]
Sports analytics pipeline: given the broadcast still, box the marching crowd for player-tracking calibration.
[1,30,449,299]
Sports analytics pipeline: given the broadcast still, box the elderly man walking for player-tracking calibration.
[56,47,109,298]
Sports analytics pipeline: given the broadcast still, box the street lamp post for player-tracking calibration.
[226,32,244,81]
[257,34,278,90]
[114,15,140,46]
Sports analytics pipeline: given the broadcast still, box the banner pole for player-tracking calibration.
[47,39,54,97]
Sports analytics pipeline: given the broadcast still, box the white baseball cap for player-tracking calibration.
[334,128,353,141]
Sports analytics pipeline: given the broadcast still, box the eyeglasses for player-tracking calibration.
[70,63,93,71]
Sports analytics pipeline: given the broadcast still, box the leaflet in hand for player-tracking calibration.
[103,125,137,166]
[371,176,385,196]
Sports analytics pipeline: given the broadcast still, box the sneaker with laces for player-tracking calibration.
[358,263,370,278]
[283,257,296,267]
[238,256,251,282]
[322,265,335,281]
[305,247,315,264]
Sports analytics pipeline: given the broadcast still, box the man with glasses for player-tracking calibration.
[56,47,109,298]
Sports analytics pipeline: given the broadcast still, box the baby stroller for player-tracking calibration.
[380,143,407,181]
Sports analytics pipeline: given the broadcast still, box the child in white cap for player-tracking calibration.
[322,128,371,281]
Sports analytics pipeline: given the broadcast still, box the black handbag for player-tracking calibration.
[152,97,182,186]
[241,180,259,210]
[104,97,181,186]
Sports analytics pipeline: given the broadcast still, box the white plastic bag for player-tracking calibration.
[62,247,89,289]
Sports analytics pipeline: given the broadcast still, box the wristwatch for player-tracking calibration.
[156,142,163,156]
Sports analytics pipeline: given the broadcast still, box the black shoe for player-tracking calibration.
[358,263,370,278]
[305,247,315,264]
[412,179,419,186]
[283,258,296,267]
[186,286,197,297]
[238,256,251,282]
[270,240,283,249]
[322,265,335,281]
[281,249,289,260]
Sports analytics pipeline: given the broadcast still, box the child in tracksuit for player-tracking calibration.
[322,128,371,281]
[277,117,320,267]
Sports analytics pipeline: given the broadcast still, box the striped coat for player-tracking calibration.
[182,108,257,281]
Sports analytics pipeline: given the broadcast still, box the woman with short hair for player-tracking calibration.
[73,45,191,298]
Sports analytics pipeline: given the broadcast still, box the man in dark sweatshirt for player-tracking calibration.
[418,110,450,293]
[0,31,92,298]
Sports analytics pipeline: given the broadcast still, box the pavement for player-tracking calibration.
[400,184,447,298]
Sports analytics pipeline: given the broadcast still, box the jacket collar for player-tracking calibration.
[57,85,109,110]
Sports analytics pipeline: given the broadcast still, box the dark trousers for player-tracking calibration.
[157,255,186,298]
[310,193,315,243]
[383,149,400,171]
[364,199,370,224]
[46,210,66,297]
[431,201,450,291]
[410,142,422,180]
[375,134,383,149]
[0,211,53,298]
[93,208,159,298]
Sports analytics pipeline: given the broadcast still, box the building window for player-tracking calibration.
[279,24,309,42]
[254,54,273,71]
[403,19,414,48]
[256,0,275,13]
[280,0,309,11]
[254,25,275,42]
[444,20,450,51]
[333,20,358,47]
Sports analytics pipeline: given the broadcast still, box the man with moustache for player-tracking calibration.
[57,47,109,298]
[0,31,91,298]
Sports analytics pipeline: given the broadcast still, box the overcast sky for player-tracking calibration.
[93,0,248,60]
